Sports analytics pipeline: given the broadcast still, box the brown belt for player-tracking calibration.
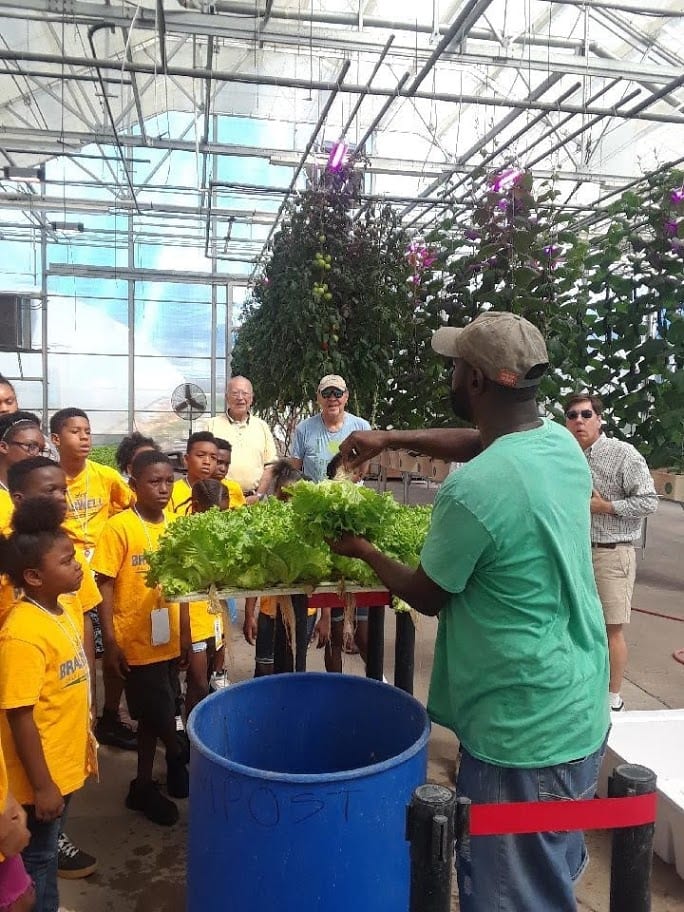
[591,542,632,549]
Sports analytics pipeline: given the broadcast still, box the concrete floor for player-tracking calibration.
[59,492,684,911]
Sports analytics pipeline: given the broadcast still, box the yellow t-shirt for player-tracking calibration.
[260,595,316,618]
[188,599,223,645]
[0,598,92,804]
[91,509,180,666]
[0,488,12,533]
[168,477,246,515]
[62,459,133,555]
[168,477,193,516]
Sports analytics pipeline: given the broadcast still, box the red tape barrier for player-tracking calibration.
[469,793,657,836]
[307,591,390,610]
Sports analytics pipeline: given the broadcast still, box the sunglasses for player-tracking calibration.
[565,409,594,420]
[320,388,345,399]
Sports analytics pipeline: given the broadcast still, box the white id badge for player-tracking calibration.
[214,615,223,649]
[151,606,171,646]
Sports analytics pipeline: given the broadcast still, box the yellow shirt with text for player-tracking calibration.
[62,459,133,554]
[0,598,92,804]
[91,509,180,666]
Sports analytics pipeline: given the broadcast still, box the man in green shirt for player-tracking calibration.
[333,311,609,912]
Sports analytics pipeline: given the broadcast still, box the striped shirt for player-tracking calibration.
[584,434,658,544]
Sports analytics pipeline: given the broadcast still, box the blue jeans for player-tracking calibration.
[456,737,607,912]
[22,795,70,912]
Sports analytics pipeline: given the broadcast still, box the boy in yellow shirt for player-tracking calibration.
[0,497,96,911]
[50,407,136,753]
[7,455,102,881]
[169,432,245,515]
[92,450,190,827]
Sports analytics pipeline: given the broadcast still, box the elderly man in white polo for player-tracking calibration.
[205,375,277,505]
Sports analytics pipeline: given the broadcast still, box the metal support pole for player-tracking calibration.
[609,764,657,912]
[394,611,415,694]
[365,604,385,681]
[406,784,457,912]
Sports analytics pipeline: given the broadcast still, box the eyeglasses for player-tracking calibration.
[565,409,594,421]
[320,388,345,399]
[9,441,45,455]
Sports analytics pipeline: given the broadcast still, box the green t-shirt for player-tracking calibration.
[421,419,609,768]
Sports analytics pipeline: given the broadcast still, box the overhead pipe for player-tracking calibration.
[4,2,679,83]
[0,47,681,124]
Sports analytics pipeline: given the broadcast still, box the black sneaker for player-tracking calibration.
[166,756,189,799]
[95,712,137,751]
[611,699,625,712]
[57,832,97,879]
[126,779,178,826]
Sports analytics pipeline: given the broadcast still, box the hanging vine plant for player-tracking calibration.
[232,162,412,446]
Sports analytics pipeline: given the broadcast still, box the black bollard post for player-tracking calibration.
[365,604,385,681]
[406,784,457,912]
[394,610,415,694]
[609,763,657,912]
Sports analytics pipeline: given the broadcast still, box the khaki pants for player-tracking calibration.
[592,545,636,625]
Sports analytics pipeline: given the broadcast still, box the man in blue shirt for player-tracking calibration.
[290,374,370,483]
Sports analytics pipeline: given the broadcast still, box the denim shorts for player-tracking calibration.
[455,735,608,912]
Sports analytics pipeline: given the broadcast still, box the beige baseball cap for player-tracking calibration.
[431,311,549,389]
[318,374,347,392]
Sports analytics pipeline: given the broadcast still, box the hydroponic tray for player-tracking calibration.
[172,583,390,603]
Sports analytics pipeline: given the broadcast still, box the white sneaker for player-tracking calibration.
[209,672,230,691]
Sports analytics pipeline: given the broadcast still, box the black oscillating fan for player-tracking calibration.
[171,382,207,435]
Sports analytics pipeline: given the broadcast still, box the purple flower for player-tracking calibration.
[663,219,678,237]
[491,168,524,193]
[497,199,509,211]
[543,244,560,257]
[670,188,684,205]
[464,228,480,241]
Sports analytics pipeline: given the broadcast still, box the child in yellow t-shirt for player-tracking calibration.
[169,432,245,516]
[181,479,230,718]
[0,411,46,536]
[92,451,190,828]
[242,460,315,676]
[50,407,136,754]
[0,497,95,911]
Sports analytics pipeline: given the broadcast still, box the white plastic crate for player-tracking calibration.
[598,709,684,879]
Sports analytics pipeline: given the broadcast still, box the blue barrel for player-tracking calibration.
[187,672,430,912]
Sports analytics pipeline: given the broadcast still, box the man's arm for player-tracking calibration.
[329,534,449,617]
[339,428,482,469]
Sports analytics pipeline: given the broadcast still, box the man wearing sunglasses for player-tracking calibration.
[331,311,609,912]
[564,393,657,713]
